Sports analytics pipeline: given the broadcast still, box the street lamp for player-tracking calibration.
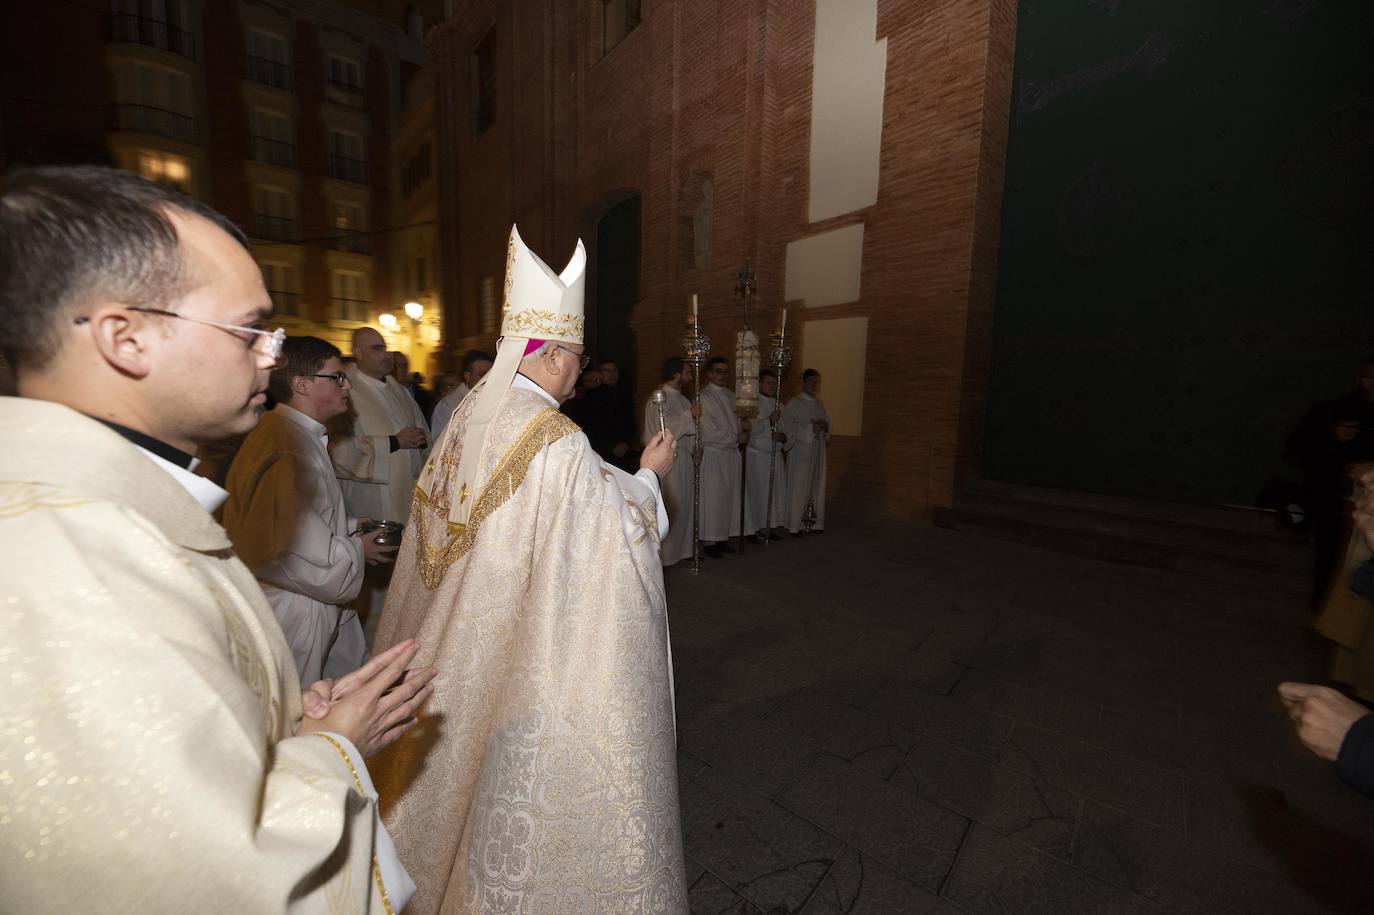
[404,301,424,321]
[378,313,398,330]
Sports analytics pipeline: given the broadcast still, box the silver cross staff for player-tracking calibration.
[650,389,667,438]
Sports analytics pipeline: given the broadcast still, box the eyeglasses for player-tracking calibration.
[553,344,591,370]
[309,372,350,387]
[77,306,285,360]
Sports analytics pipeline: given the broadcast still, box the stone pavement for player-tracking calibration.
[666,518,1374,914]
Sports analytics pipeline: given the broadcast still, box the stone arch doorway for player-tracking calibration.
[591,193,642,395]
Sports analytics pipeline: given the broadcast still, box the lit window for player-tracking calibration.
[137,151,191,193]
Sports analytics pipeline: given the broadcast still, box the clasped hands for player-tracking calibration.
[296,639,438,758]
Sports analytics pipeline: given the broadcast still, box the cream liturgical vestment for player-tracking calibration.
[0,397,412,913]
[430,381,471,448]
[332,365,431,525]
[372,375,686,914]
[744,393,790,533]
[783,393,830,532]
[698,382,742,542]
[643,384,696,566]
[224,404,369,685]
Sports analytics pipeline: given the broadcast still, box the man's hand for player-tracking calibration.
[772,431,787,443]
[690,402,702,419]
[641,430,677,478]
[301,679,334,719]
[1278,682,1371,762]
[612,442,629,459]
[358,528,399,565]
[296,639,438,757]
[741,417,752,432]
[396,426,428,449]
[692,443,703,461]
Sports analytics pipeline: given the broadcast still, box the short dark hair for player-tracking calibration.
[268,336,341,404]
[760,368,778,381]
[802,368,820,381]
[600,358,617,369]
[0,165,250,370]
[708,356,729,370]
[461,349,494,373]
[660,356,685,382]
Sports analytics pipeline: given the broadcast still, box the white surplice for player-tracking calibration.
[643,384,696,565]
[744,393,791,533]
[331,364,431,525]
[224,404,369,685]
[0,397,413,913]
[783,392,830,532]
[429,380,470,449]
[698,382,742,542]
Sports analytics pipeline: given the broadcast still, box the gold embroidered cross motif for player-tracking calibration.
[459,483,469,504]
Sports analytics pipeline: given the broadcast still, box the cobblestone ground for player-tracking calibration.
[667,518,1372,914]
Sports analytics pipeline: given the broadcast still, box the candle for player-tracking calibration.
[691,294,698,320]
[781,308,787,335]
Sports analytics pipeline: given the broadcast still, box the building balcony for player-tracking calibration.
[326,79,367,109]
[247,55,292,91]
[253,213,298,243]
[107,13,195,60]
[114,104,197,144]
[269,290,302,317]
[326,228,372,255]
[331,297,371,323]
[325,154,367,184]
[251,135,296,168]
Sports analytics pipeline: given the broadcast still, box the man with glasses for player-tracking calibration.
[0,166,433,911]
[224,336,399,686]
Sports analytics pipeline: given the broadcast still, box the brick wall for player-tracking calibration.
[429,0,1016,518]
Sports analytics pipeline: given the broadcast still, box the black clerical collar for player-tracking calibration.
[93,418,196,469]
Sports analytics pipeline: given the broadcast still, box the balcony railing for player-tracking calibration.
[269,290,302,317]
[326,228,372,255]
[251,135,296,168]
[331,297,371,323]
[325,154,367,184]
[247,55,292,90]
[252,213,298,243]
[326,79,366,109]
[108,12,195,59]
[114,104,197,143]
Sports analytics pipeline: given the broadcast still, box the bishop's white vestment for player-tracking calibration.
[643,384,696,566]
[331,365,430,525]
[0,397,412,913]
[224,403,368,685]
[370,374,686,914]
[698,382,741,542]
[783,392,830,532]
[744,393,790,533]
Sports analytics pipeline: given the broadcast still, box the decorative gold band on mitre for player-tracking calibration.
[501,306,585,342]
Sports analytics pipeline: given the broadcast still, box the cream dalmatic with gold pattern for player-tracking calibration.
[0,397,411,914]
[370,227,687,914]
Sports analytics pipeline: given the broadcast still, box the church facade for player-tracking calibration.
[425,0,1017,517]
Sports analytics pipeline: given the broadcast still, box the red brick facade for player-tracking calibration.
[429,0,1017,517]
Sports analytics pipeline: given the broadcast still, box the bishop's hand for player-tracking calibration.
[641,430,677,478]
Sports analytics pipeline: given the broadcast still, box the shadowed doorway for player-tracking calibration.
[594,194,641,393]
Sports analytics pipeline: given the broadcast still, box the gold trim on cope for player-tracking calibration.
[413,408,580,590]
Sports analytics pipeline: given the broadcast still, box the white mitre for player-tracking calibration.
[427,224,586,529]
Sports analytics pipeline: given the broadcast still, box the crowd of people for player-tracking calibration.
[0,166,702,912]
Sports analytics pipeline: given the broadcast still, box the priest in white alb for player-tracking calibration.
[332,326,431,525]
[224,336,398,685]
[744,367,790,540]
[644,355,698,566]
[698,355,744,557]
[430,348,494,446]
[371,226,687,914]
[784,367,831,533]
[0,164,434,912]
